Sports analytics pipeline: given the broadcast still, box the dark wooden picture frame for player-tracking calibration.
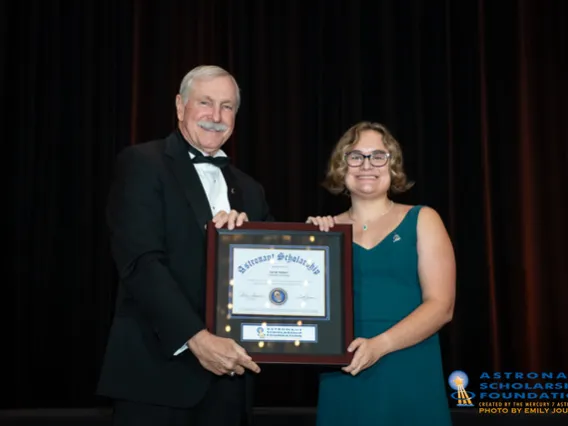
[205,221,354,365]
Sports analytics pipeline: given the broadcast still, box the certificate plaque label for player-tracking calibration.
[205,221,354,365]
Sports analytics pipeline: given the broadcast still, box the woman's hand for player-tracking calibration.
[305,215,336,232]
[342,335,391,376]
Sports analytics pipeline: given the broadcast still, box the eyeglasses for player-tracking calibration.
[344,150,390,167]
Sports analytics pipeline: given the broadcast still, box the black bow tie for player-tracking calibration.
[188,144,230,168]
[192,155,230,168]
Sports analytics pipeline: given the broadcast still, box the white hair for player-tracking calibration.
[178,65,241,111]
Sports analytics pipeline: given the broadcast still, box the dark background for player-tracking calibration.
[7,0,567,410]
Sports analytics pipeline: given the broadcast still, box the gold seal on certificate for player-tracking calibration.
[205,221,354,365]
[268,288,287,305]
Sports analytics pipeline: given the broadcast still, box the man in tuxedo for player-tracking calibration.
[97,65,273,426]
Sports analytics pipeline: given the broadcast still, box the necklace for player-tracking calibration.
[348,200,394,231]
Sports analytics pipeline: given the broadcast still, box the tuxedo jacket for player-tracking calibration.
[96,130,273,408]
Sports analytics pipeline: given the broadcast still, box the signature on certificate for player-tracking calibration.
[239,292,264,299]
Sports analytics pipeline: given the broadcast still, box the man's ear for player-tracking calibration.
[175,94,185,121]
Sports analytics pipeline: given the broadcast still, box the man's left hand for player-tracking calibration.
[213,210,248,230]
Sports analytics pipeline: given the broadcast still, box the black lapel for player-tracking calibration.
[164,131,212,235]
[222,166,244,213]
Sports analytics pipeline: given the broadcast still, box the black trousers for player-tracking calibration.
[112,374,249,426]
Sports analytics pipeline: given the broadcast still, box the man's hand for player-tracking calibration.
[212,210,248,230]
[188,330,261,376]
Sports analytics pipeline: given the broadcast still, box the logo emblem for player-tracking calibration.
[448,370,475,407]
[269,288,287,305]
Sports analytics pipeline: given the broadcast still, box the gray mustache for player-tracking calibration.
[198,121,228,132]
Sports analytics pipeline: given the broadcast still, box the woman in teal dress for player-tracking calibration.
[307,121,456,426]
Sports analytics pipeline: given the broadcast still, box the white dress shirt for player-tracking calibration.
[173,147,231,356]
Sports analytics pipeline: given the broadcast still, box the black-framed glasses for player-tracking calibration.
[344,150,391,167]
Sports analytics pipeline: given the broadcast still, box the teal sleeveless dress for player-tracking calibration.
[316,205,452,426]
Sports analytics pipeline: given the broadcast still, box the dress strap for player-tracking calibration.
[407,204,423,220]
[395,205,423,241]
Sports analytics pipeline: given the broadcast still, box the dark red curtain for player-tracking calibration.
[8,0,567,409]
[479,0,568,373]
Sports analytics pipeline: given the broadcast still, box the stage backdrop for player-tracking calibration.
[8,0,567,409]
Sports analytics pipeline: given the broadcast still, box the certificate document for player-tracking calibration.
[230,246,328,318]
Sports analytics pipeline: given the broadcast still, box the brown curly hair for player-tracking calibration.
[322,121,414,195]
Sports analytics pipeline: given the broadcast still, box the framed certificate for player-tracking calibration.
[205,221,354,365]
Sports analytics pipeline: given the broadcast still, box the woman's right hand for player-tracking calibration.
[306,215,336,232]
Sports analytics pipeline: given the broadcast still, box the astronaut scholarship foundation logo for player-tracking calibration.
[448,371,475,407]
[448,370,568,415]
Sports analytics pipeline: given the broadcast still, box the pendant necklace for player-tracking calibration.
[348,200,394,231]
